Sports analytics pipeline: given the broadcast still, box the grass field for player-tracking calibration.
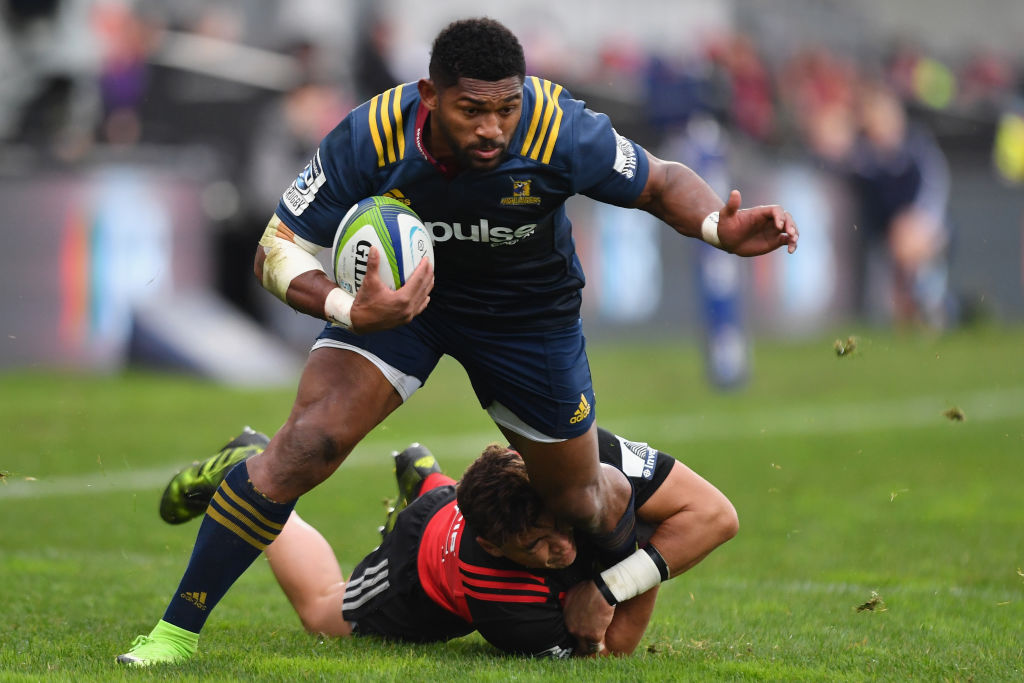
[1,325,1022,681]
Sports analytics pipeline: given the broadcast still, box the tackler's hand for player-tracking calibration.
[563,579,615,646]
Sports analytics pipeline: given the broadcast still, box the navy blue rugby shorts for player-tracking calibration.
[313,307,596,440]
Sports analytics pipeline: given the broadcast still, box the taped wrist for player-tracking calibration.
[324,287,354,329]
[701,211,721,247]
[259,216,325,302]
[594,544,670,606]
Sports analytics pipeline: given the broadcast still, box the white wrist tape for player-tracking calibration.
[259,218,325,302]
[701,211,721,247]
[324,288,355,329]
[598,547,664,604]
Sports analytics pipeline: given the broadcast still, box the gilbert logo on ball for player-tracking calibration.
[332,196,433,294]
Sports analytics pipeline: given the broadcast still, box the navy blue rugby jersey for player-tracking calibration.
[275,77,651,331]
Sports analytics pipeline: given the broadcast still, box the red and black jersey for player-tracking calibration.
[417,495,591,657]
[341,427,675,657]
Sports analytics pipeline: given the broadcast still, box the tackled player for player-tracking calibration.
[156,427,738,658]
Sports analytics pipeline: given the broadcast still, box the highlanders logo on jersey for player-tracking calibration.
[500,178,542,206]
[282,150,326,216]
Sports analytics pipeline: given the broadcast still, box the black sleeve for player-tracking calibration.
[596,427,675,508]
[468,597,576,659]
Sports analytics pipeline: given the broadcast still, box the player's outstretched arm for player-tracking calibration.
[603,586,658,655]
[632,152,798,256]
[253,213,433,334]
[263,511,352,637]
[566,458,739,652]
[636,459,739,578]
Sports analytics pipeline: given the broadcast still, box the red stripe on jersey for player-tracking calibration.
[458,562,548,583]
[460,574,550,595]
[463,587,550,604]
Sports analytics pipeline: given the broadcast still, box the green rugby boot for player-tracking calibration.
[159,427,270,524]
[116,620,198,666]
[381,443,442,537]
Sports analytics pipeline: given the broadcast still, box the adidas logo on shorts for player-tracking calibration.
[569,394,591,424]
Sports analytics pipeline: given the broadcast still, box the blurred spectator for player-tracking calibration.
[234,64,350,341]
[643,54,720,136]
[706,33,777,142]
[352,13,399,102]
[777,45,857,149]
[1,0,102,160]
[90,1,161,146]
[959,48,1016,114]
[845,83,956,329]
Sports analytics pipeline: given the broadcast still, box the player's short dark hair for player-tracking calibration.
[456,445,545,546]
[428,17,526,90]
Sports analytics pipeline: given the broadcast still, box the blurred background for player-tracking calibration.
[2,0,1022,387]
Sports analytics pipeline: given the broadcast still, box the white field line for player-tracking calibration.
[0,432,500,502]
[2,386,1021,502]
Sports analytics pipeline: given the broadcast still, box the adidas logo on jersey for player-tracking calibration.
[180,591,208,611]
[426,220,536,247]
[569,394,591,424]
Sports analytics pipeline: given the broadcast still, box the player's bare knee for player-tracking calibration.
[710,496,739,545]
[260,417,357,497]
[551,467,632,533]
[289,395,364,465]
[544,482,603,531]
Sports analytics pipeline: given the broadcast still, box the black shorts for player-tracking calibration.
[341,487,472,642]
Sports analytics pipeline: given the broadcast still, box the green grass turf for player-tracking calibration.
[1,324,1022,681]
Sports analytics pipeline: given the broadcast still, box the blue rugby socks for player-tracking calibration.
[161,461,295,633]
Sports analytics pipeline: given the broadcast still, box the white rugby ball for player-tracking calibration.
[332,196,433,294]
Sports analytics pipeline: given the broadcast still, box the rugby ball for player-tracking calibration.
[332,196,433,294]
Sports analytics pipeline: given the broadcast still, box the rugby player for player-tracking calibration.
[118,17,796,665]
[154,427,738,657]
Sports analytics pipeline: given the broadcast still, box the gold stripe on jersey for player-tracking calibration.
[392,83,406,159]
[520,77,546,156]
[381,88,396,163]
[540,86,565,164]
[369,94,385,167]
[520,77,564,163]
[369,85,407,168]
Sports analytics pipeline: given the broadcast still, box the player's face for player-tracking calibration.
[494,514,577,570]
[422,76,523,171]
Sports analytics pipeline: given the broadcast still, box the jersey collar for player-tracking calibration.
[414,102,459,179]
